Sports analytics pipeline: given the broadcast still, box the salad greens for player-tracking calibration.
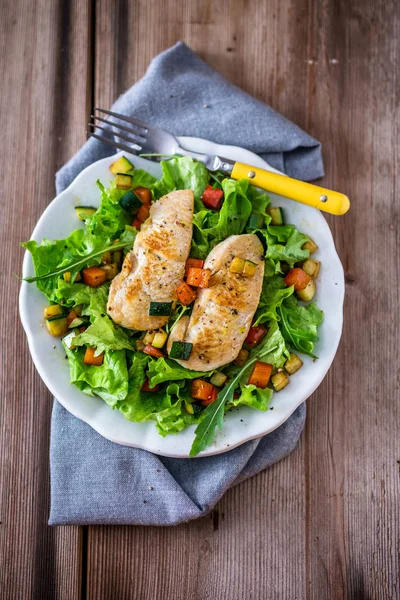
[22,156,324,456]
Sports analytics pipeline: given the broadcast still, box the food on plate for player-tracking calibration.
[22,155,324,456]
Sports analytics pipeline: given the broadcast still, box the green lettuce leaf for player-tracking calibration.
[232,384,273,411]
[278,295,324,357]
[254,275,294,324]
[147,357,213,387]
[262,225,310,267]
[73,315,135,355]
[152,157,209,210]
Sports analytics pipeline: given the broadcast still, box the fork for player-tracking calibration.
[88,108,350,215]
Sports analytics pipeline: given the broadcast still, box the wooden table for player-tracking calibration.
[1,0,399,598]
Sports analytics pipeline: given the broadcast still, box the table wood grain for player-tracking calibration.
[1,0,399,598]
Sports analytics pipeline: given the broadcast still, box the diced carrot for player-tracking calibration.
[201,185,224,210]
[202,386,221,406]
[83,347,104,366]
[284,268,311,291]
[245,325,267,348]
[141,378,160,392]
[134,186,152,204]
[137,202,150,223]
[191,379,214,402]
[132,217,142,229]
[248,361,273,389]
[186,267,211,288]
[185,257,204,276]
[66,310,78,327]
[142,344,165,358]
[82,266,107,288]
[176,281,197,306]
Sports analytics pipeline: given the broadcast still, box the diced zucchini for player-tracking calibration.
[184,402,194,415]
[110,155,134,175]
[115,173,133,190]
[247,213,265,230]
[152,329,168,348]
[242,260,257,277]
[230,257,246,274]
[210,372,227,387]
[280,263,290,274]
[271,371,290,391]
[112,250,122,267]
[302,236,318,254]
[234,348,249,366]
[46,316,69,337]
[302,258,321,279]
[119,190,143,212]
[101,251,112,264]
[101,263,119,280]
[68,317,85,329]
[296,279,316,302]
[169,341,193,360]
[149,301,173,316]
[75,206,97,221]
[143,330,156,345]
[285,353,303,375]
[63,330,77,349]
[44,305,64,319]
[267,207,284,225]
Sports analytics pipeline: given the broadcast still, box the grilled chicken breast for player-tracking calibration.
[167,234,265,371]
[107,190,194,330]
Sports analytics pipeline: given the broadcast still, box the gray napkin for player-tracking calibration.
[49,42,321,526]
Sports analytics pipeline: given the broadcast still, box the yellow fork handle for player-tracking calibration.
[231,162,350,216]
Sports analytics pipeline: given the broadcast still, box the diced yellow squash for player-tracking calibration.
[46,317,69,337]
[302,259,321,279]
[63,272,71,283]
[271,371,290,391]
[243,260,257,277]
[285,353,303,375]
[101,251,113,264]
[152,329,168,348]
[143,330,156,345]
[230,257,245,274]
[44,305,64,319]
[296,279,316,302]
[115,173,133,190]
[112,250,122,266]
[210,372,227,387]
[110,155,134,175]
[302,236,318,254]
[101,263,119,280]
[234,348,249,366]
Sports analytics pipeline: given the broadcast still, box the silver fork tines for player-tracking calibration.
[88,122,142,151]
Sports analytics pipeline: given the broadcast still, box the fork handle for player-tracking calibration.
[231,162,350,216]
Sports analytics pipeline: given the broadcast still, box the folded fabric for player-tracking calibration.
[50,41,322,526]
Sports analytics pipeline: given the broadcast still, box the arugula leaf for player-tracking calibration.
[147,357,212,387]
[278,295,324,357]
[73,316,135,356]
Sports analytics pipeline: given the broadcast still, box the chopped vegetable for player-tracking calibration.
[63,330,77,350]
[184,401,195,415]
[141,378,160,392]
[143,344,165,358]
[132,217,142,229]
[44,305,64,319]
[169,341,193,360]
[248,361,272,389]
[115,173,133,190]
[176,281,197,306]
[66,310,79,327]
[110,155,134,174]
[210,372,227,387]
[112,250,122,267]
[242,260,257,277]
[229,256,257,277]
[83,347,104,366]
[245,325,267,348]
[46,316,68,337]
[143,330,156,345]
[137,203,150,223]
[82,266,107,288]
[296,279,316,302]
[149,301,173,316]
[191,379,214,401]
[267,207,284,225]
[201,185,224,210]
[284,268,311,291]
[152,329,168,348]
[75,206,97,221]
[302,258,321,279]
[136,339,146,352]
[186,267,211,288]
[68,317,86,329]
[285,353,303,375]
[63,271,81,283]
[302,236,318,254]
[133,186,152,204]
[271,371,290,391]
[234,348,249,366]
[101,263,119,280]
[247,213,265,230]
[185,257,204,276]
[202,386,220,406]
[119,190,142,212]
[101,251,112,264]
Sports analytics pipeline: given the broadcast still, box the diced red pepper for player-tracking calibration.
[248,362,273,389]
[137,202,150,223]
[134,186,152,204]
[244,325,267,348]
[141,378,160,392]
[191,379,214,402]
[284,268,311,291]
[202,386,221,406]
[186,267,211,288]
[176,281,197,306]
[142,344,165,358]
[201,185,224,210]
[132,217,142,229]
[185,257,204,277]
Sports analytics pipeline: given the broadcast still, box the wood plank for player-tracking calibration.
[0,0,92,597]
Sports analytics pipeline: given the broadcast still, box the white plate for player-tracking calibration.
[19,138,344,457]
